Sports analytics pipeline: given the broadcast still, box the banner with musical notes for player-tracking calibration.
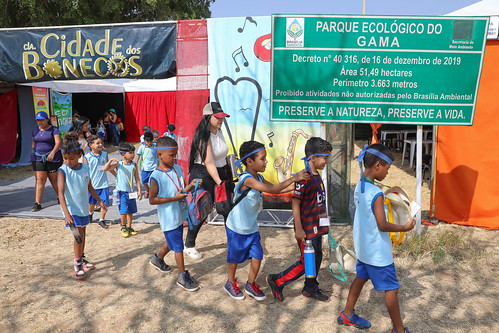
[207,16,321,192]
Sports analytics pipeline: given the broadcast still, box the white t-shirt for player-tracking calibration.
[194,130,228,168]
[78,138,89,163]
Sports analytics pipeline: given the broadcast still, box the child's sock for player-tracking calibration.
[178,272,185,277]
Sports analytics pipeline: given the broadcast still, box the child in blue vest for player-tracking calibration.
[140,125,151,144]
[163,123,176,140]
[148,136,200,291]
[58,133,107,279]
[85,135,116,229]
[223,140,310,301]
[337,143,415,333]
[96,118,106,139]
[152,130,160,143]
[135,132,158,198]
[267,137,332,302]
[104,143,142,238]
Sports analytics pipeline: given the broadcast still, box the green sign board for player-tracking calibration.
[271,15,489,125]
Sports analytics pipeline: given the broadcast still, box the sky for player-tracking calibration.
[210,0,482,18]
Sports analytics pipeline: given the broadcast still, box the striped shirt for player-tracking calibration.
[293,173,328,239]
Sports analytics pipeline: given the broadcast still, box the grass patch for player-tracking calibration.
[0,165,32,183]
[394,229,478,266]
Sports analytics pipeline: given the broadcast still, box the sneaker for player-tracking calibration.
[89,212,94,222]
[81,254,95,272]
[98,220,108,229]
[74,259,86,280]
[176,271,199,291]
[144,191,149,198]
[184,247,202,259]
[224,279,245,300]
[128,227,138,236]
[244,282,266,301]
[337,310,371,329]
[391,329,411,333]
[266,274,284,302]
[30,203,42,212]
[301,288,331,302]
[121,226,129,238]
[149,254,172,273]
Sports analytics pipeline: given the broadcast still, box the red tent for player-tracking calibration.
[431,40,499,230]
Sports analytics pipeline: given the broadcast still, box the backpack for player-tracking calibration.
[214,177,251,217]
[187,180,212,230]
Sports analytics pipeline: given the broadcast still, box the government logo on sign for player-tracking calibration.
[286,18,304,47]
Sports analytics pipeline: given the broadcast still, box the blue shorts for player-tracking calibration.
[118,192,137,215]
[88,188,110,205]
[163,224,184,253]
[141,170,153,185]
[226,226,263,264]
[67,215,90,227]
[356,260,399,291]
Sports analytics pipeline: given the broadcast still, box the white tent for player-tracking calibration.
[446,0,499,39]
[19,77,176,93]
[446,0,499,15]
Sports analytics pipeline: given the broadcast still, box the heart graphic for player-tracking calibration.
[214,76,262,153]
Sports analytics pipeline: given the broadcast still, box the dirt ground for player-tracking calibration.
[0,142,498,332]
[0,217,497,333]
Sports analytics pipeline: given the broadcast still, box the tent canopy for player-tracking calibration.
[19,77,176,93]
[446,0,499,16]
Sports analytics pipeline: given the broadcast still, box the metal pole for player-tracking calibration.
[362,0,366,15]
[416,125,422,235]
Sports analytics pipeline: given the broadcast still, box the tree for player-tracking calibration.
[0,0,215,28]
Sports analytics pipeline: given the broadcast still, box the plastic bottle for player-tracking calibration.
[113,189,120,206]
[304,239,316,278]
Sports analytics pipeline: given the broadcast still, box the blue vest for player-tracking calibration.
[353,180,393,267]
[116,161,136,192]
[59,163,90,217]
[85,151,108,189]
[137,143,158,172]
[226,172,263,235]
[150,165,187,231]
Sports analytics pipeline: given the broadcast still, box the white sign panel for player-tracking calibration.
[488,16,499,39]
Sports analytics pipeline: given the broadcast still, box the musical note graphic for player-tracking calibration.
[267,131,275,147]
[238,16,257,33]
[232,46,249,72]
